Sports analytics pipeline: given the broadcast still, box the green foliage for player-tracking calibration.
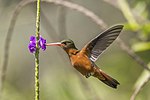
[124,23,140,31]
[132,0,150,19]
[132,42,150,52]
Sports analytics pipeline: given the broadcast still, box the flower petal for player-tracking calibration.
[30,36,36,42]
[39,36,46,51]
[28,36,36,53]
[28,43,36,53]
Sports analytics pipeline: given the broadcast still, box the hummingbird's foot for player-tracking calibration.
[85,73,90,78]
[85,72,94,78]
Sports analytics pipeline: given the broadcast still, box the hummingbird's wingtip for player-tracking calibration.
[111,24,124,29]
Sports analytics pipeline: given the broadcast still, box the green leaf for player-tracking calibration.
[124,23,140,31]
[141,23,150,35]
[132,42,150,52]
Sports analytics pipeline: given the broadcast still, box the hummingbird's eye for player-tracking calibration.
[61,41,72,46]
[62,42,67,45]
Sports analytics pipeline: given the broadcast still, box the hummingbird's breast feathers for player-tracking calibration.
[69,51,94,74]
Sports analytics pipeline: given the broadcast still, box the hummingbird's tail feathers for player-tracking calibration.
[93,67,120,89]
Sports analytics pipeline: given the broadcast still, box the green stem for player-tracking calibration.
[35,0,41,100]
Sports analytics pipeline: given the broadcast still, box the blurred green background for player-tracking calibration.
[0,0,150,100]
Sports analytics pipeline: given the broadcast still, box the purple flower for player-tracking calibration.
[39,36,46,51]
[28,36,36,53]
[28,36,46,53]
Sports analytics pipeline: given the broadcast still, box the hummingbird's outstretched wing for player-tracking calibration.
[81,25,124,62]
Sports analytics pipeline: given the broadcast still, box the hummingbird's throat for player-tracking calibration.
[64,48,79,56]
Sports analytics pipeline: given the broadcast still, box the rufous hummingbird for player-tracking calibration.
[46,25,123,88]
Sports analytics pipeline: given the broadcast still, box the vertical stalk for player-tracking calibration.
[35,0,41,100]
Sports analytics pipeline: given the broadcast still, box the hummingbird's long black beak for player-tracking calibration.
[46,42,63,46]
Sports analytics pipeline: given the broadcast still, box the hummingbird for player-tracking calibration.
[46,25,124,89]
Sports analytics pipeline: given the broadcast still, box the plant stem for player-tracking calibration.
[35,0,41,100]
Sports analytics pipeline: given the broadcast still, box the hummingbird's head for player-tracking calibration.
[60,39,76,50]
[46,39,77,50]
